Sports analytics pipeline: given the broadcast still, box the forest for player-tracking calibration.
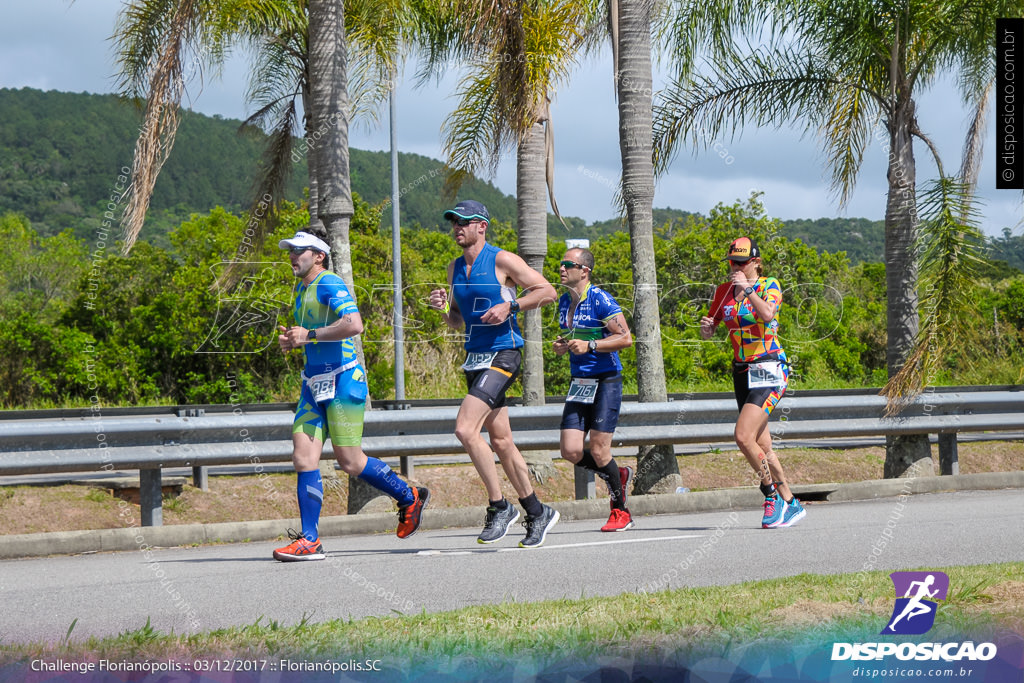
[2,190,1022,409]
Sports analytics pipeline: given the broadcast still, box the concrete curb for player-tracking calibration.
[2,472,1022,560]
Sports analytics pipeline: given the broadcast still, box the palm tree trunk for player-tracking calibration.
[517,120,556,481]
[614,0,680,494]
[308,0,383,510]
[300,84,323,230]
[883,98,934,478]
[308,0,354,286]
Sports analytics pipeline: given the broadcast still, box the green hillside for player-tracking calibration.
[0,87,520,242]
[2,87,1020,270]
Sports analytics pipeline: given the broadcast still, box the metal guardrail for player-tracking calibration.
[1,387,1021,525]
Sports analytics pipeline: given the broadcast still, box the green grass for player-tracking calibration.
[2,562,1019,666]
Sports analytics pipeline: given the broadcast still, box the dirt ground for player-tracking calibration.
[0,441,1021,536]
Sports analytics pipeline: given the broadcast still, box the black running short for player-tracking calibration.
[464,348,522,410]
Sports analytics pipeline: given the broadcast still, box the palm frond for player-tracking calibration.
[881,177,986,412]
[959,78,993,203]
[243,33,306,132]
[821,81,873,207]
[218,99,300,290]
[118,0,208,252]
[652,45,853,176]
[441,70,506,192]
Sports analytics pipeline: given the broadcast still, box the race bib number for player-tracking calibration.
[748,361,785,389]
[308,370,338,402]
[566,378,599,404]
[461,351,498,371]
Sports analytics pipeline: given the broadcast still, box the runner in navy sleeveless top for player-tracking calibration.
[428,200,560,548]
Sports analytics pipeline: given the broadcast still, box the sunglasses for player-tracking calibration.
[560,260,588,270]
[451,218,481,227]
[289,246,311,255]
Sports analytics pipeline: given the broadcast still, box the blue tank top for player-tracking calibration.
[451,242,524,352]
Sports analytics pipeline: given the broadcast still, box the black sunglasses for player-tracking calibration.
[289,246,313,255]
[451,218,481,227]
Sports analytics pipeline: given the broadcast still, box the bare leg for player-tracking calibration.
[755,428,793,501]
[484,406,535,498]
[454,394,506,501]
[734,404,792,499]
[559,429,585,464]
[292,432,323,472]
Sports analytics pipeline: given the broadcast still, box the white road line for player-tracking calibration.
[416,534,703,556]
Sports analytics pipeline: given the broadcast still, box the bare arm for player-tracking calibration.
[428,260,464,329]
[730,272,779,322]
[481,250,557,324]
[564,312,632,355]
[277,310,364,351]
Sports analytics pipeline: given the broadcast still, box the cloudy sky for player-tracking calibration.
[3,0,1021,236]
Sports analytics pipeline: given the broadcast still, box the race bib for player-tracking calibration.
[748,361,785,389]
[461,351,498,371]
[308,369,338,402]
[566,377,599,404]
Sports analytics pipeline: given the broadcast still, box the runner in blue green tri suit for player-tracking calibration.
[272,227,428,562]
[428,200,560,548]
[553,247,635,532]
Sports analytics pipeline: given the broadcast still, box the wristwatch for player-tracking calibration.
[307,329,318,343]
[508,300,521,314]
[588,339,598,352]
[743,285,756,296]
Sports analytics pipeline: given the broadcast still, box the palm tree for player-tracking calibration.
[610,0,682,493]
[417,0,597,478]
[113,0,405,259]
[113,0,304,252]
[653,0,1012,477]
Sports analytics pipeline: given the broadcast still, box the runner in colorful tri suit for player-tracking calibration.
[273,226,428,561]
[700,236,806,529]
[428,200,561,548]
[553,247,635,531]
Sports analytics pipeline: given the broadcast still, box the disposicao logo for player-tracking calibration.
[883,571,948,635]
[831,571,998,662]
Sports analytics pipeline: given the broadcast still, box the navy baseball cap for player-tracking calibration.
[443,200,490,222]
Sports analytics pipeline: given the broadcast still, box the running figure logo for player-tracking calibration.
[882,571,949,635]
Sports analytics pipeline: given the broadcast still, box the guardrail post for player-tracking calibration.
[192,466,208,491]
[574,466,596,500]
[383,402,414,478]
[140,468,163,527]
[938,433,959,476]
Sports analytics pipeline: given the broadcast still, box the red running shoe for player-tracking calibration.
[273,529,325,562]
[396,486,430,539]
[601,507,634,532]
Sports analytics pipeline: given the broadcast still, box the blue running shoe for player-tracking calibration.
[761,494,786,528]
[779,497,806,527]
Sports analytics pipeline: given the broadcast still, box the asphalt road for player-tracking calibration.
[1,489,1021,643]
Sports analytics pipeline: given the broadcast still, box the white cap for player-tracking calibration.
[278,231,331,254]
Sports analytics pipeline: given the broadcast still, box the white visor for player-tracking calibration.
[278,231,331,254]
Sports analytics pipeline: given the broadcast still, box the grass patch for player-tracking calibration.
[2,563,1020,668]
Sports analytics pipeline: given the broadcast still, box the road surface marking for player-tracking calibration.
[416,534,702,556]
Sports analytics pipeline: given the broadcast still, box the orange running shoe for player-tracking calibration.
[601,507,634,532]
[273,529,325,562]
[396,487,430,539]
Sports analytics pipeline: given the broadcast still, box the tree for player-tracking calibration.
[418,0,596,477]
[653,0,1013,477]
[113,0,402,258]
[612,0,682,493]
